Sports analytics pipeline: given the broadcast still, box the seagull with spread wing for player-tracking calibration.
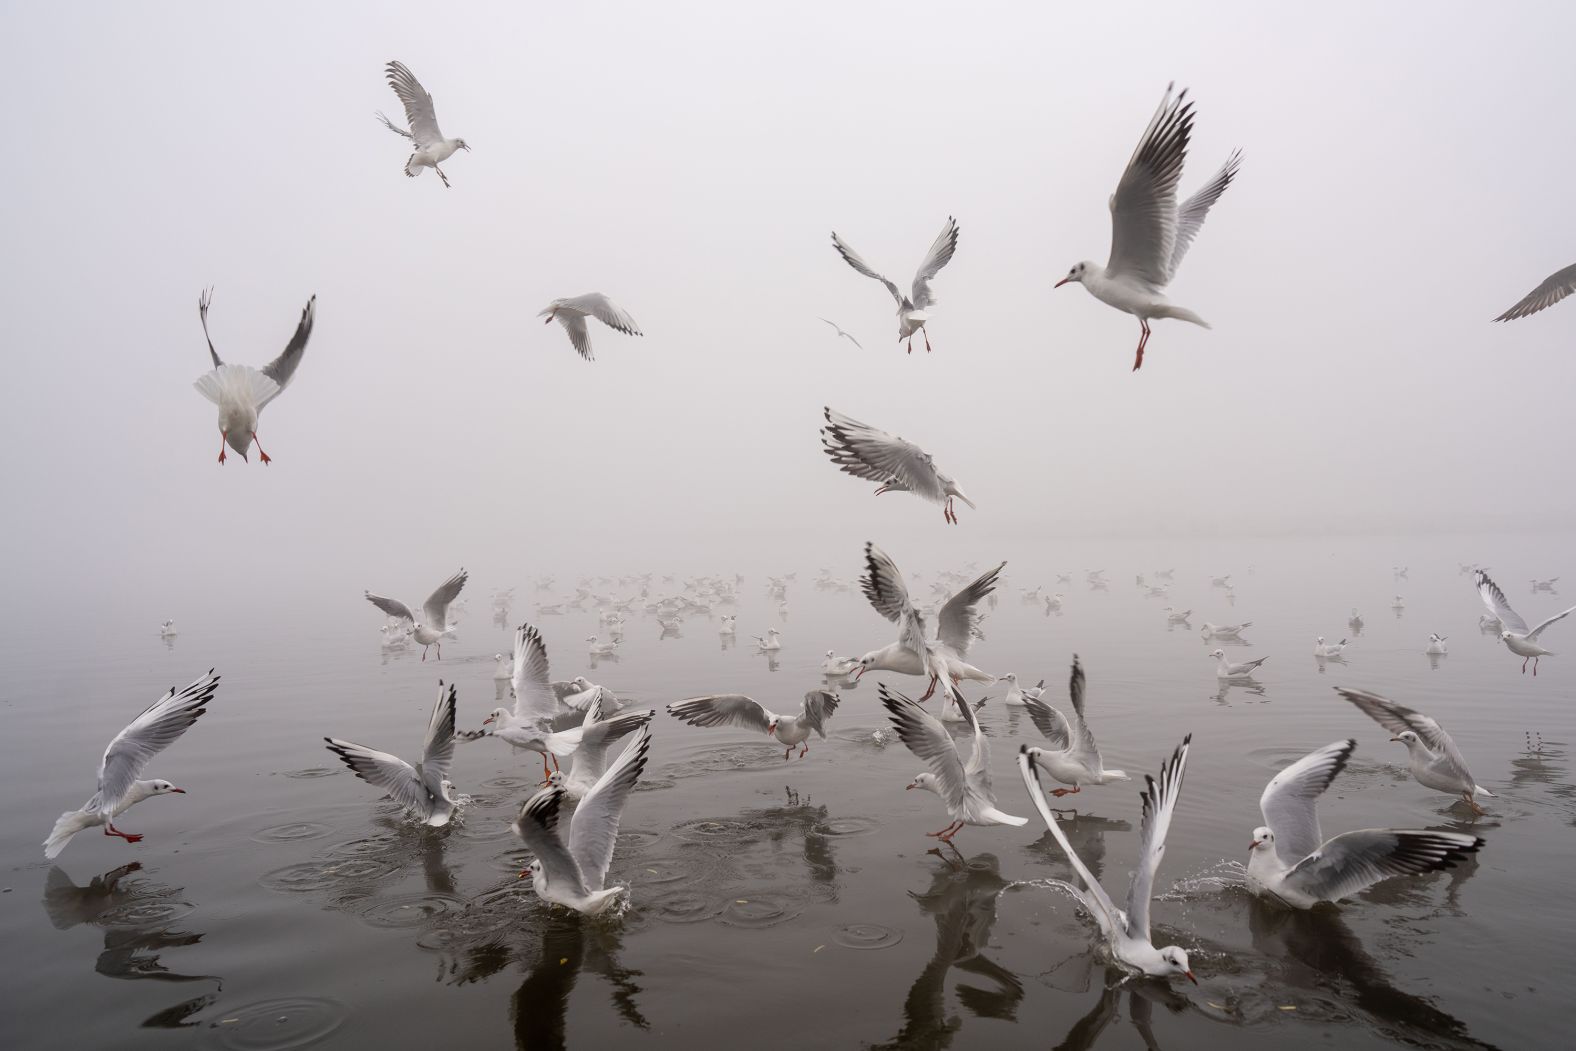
[883,683,1025,843]
[1055,84,1241,371]
[324,681,467,826]
[1022,655,1129,797]
[539,294,643,362]
[376,60,470,187]
[192,288,315,465]
[821,407,976,524]
[816,317,863,349]
[668,690,839,760]
[1476,569,1575,675]
[1248,739,1484,907]
[364,568,469,661]
[1494,262,1576,321]
[1335,688,1495,813]
[831,216,959,353]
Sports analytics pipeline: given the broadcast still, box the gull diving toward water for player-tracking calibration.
[44,671,220,858]
[1247,739,1484,908]
[1022,656,1129,798]
[821,407,976,524]
[1210,649,1267,679]
[1476,569,1575,675]
[193,288,315,464]
[1018,736,1197,983]
[511,723,653,916]
[830,216,959,353]
[881,683,1025,843]
[324,681,466,827]
[1056,84,1240,371]
[539,294,643,362]
[364,568,469,661]
[1336,688,1496,814]
[668,690,840,760]
[1493,262,1576,321]
[817,317,863,349]
[376,60,470,187]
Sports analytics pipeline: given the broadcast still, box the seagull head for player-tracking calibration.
[1249,825,1272,853]
[1159,946,1197,984]
[481,707,510,729]
[1054,261,1093,288]
[152,779,185,796]
[767,717,780,736]
[1208,649,1225,659]
[906,772,939,794]
[1390,729,1421,746]
[454,138,471,152]
[1499,629,1516,641]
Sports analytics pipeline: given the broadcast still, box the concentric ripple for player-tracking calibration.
[353,893,466,929]
[98,899,196,928]
[251,822,332,844]
[719,891,804,929]
[817,816,880,838]
[280,768,338,780]
[204,996,347,1050]
[643,890,724,924]
[259,858,399,893]
[833,923,904,950]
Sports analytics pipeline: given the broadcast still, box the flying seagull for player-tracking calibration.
[667,690,840,760]
[364,568,469,661]
[193,288,315,464]
[377,60,470,187]
[1493,263,1576,321]
[821,407,975,524]
[1476,569,1575,675]
[1335,688,1496,813]
[324,681,466,826]
[539,294,643,361]
[817,317,863,349]
[1055,84,1240,370]
[831,217,959,353]
[1022,655,1130,797]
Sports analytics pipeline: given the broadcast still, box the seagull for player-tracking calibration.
[1200,620,1252,639]
[1046,593,1065,612]
[364,568,469,661]
[159,620,178,638]
[43,671,220,859]
[1018,736,1197,983]
[1210,649,1267,679]
[1247,739,1484,909]
[485,624,595,779]
[821,407,976,524]
[1163,607,1191,624]
[1425,634,1449,656]
[1477,569,1575,674]
[881,683,1026,842]
[1022,655,1129,797]
[1056,84,1239,371]
[999,673,1028,706]
[1336,687,1495,814]
[1314,636,1348,659]
[668,690,840,760]
[539,294,643,362]
[511,724,652,916]
[586,635,619,657]
[820,650,857,676]
[1532,577,1560,592]
[753,628,783,651]
[192,288,315,464]
[493,653,513,682]
[817,317,863,349]
[324,681,466,827]
[1493,262,1576,321]
[546,696,654,800]
[376,60,470,187]
[718,615,737,636]
[830,216,959,353]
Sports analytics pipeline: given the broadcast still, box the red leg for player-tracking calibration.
[923,329,933,353]
[1534,657,1539,676]
[217,432,228,464]
[1133,320,1150,371]
[937,822,963,843]
[251,432,271,465]
[906,336,913,354]
[422,646,428,662]
[105,823,143,844]
[799,743,808,758]
[1050,785,1082,798]
[784,747,792,760]
[551,753,561,772]
[434,643,442,660]
[542,755,552,780]
[920,675,938,702]
[1522,657,1529,674]
[926,821,961,838]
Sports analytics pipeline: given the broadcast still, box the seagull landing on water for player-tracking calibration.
[821,407,976,524]
[377,61,470,188]
[324,681,467,827]
[1056,84,1241,371]
[1477,569,1575,675]
[1336,688,1496,814]
[539,294,643,362]
[192,288,314,465]
[364,568,469,661]
[831,217,959,354]
[1494,262,1576,321]
[816,317,863,349]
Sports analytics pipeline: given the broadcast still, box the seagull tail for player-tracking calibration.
[1474,784,1497,798]
[1155,304,1211,329]
[1101,769,1130,783]
[193,363,279,408]
[43,810,94,859]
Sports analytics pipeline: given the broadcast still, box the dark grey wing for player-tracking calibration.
[197,288,222,368]
[860,541,915,624]
[324,736,427,812]
[1282,829,1483,902]
[799,690,840,738]
[365,591,415,624]
[935,561,1005,657]
[385,60,443,146]
[1333,689,1474,785]
[1166,150,1240,282]
[1106,84,1193,290]
[822,408,947,502]
[830,231,902,304]
[879,684,965,813]
[513,787,589,897]
[1494,262,1576,321]
[1022,695,1071,749]
[1260,739,1354,866]
[1124,735,1190,942]
[666,695,773,734]
[259,295,316,404]
[96,672,220,814]
[1475,570,1528,633]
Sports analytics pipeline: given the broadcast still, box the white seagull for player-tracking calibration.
[1055,84,1240,371]
[1018,736,1198,983]
[377,60,470,187]
[1313,636,1348,659]
[1200,620,1252,639]
[1476,569,1575,675]
[159,620,178,638]
[668,690,840,760]
[881,683,1026,843]
[324,681,466,827]
[830,216,959,354]
[44,671,220,858]
[1247,739,1484,909]
[539,294,643,362]
[1336,688,1496,814]
[546,697,654,800]
[485,624,595,780]
[821,407,976,524]
[817,317,863,349]
[1210,649,1268,680]
[1493,262,1576,321]
[1022,655,1129,797]
[511,723,653,916]
[1425,633,1449,656]
[193,287,315,465]
[364,568,469,661]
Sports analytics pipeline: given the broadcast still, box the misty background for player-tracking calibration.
[4,1,1573,623]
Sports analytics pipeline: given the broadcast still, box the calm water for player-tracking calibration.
[3,536,1572,1050]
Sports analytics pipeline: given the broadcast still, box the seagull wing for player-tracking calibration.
[1123,736,1190,941]
[831,232,902,305]
[325,736,428,813]
[935,561,1005,657]
[1105,84,1193,290]
[909,216,959,309]
[385,60,444,147]
[1017,747,1120,940]
[1493,262,1576,321]
[422,569,468,632]
[1527,604,1576,642]
[511,623,561,722]
[1166,150,1240,283]
[822,408,946,502]
[574,709,653,779]
[1022,695,1072,749]
[1063,656,1103,766]
[666,694,774,735]
[513,787,590,896]
[364,592,415,624]
[1259,739,1354,865]
[879,684,965,813]
[259,295,316,406]
[419,682,458,794]
[1281,829,1482,903]
[860,541,930,658]
[1475,570,1528,633]
[196,288,223,369]
[374,110,414,139]
[556,313,595,360]
[569,724,652,891]
[1334,688,1476,783]
[798,690,840,738]
[96,672,220,814]
[560,293,642,339]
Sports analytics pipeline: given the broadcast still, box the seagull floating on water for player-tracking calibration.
[364,568,468,661]
[1314,636,1348,659]
[539,294,643,362]
[668,690,839,760]
[821,407,976,524]
[1210,649,1267,679]
[193,288,315,465]
[831,217,959,354]
[377,60,470,187]
[325,681,467,827]
[1477,569,1575,674]
[1336,687,1495,814]
[1425,633,1448,656]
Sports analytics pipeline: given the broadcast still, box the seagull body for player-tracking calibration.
[830,217,959,353]
[484,624,591,779]
[539,294,643,362]
[752,628,782,651]
[325,682,465,826]
[493,653,514,682]
[548,699,654,800]
[1163,607,1191,624]
[1056,85,1240,371]
[668,690,839,760]
[718,615,737,636]
[1494,262,1576,321]
[365,568,469,661]
[1248,739,1484,909]
[43,672,219,858]
[1200,620,1251,639]
[1210,649,1267,679]
[1336,688,1495,813]
[1018,737,1197,983]
[821,407,976,524]
[1425,634,1448,656]
[512,725,652,915]
[159,620,178,638]
[586,635,619,658]
[817,317,863,349]
[820,650,856,676]
[377,60,470,187]
[1022,656,1129,796]
[882,683,1025,842]
[1477,569,1575,674]
[192,288,314,464]
[1313,636,1348,659]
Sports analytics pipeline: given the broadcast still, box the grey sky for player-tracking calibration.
[4,1,1573,609]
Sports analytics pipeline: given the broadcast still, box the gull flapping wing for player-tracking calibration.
[1123,735,1190,941]
[1528,605,1576,641]
[953,682,992,796]
[374,110,414,139]
[1107,84,1194,291]
[879,684,966,813]
[1259,739,1354,866]
[1494,262,1576,321]
[259,295,316,404]
[822,409,946,502]
[667,694,774,734]
[419,681,458,797]
[385,60,444,147]
[935,562,1006,658]
[365,592,416,625]
[96,671,221,814]
[1475,570,1527,633]
[197,288,223,370]
[575,709,654,775]
[798,690,840,738]
[830,232,902,304]
[568,723,652,891]
[1017,746,1121,939]
[1022,694,1072,749]
[861,541,929,658]
[423,569,468,632]
[512,623,561,722]
[514,787,589,897]
[1280,828,1482,903]
[1167,150,1240,283]
[323,683,456,813]
[1334,688,1475,783]
[910,216,960,310]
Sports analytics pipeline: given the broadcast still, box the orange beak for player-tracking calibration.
[1185,971,1198,985]
[170,787,186,794]
[483,716,495,725]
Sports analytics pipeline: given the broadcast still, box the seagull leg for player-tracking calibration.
[923,329,933,353]
[1533,657,1539,676]
[1050,785,1082,799]
[542,755,552,781]
[784,746,792,760]
[926,820,961,838]
[435,165,450,188]
[919,675,938,702]
[217,433,228,464]
[1132,320,1150,371]
[551,753,560,772]
[1463,791,1486,816]
[937,822,963,844]
[799,743,808,758]
[1521,656,1529,674]
[251,432,271,465]
[421,646,428,662]
[104,823,143,844]
[906,335,914,354]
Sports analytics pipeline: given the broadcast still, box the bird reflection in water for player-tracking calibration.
[1024,814,1133,885]
[1213,680,1268,706]
[1051,969,1188,1051]
[511,914,647,1050]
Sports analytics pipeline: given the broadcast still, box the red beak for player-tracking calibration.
[905,783,915,791]
[1185,971,1198,985]
[1249,840,1259,851]
[170,787,187,794]
[854,666,866,681]
[483,716,495,725]
[1054,277,1072,288]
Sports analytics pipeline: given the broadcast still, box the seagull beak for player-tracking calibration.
[1388,736,1402,742]
[483,716,495,725]
[854,666,866,681]
[543,315,554,324]
[1054,277,1072,288]
[905,782,916,791]
[170,787,187,794]
[1249,839,1259,851]
[767,725,776,736]
[1185,971,1198,985]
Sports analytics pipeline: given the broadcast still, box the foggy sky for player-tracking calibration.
[4,1,1574,611]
